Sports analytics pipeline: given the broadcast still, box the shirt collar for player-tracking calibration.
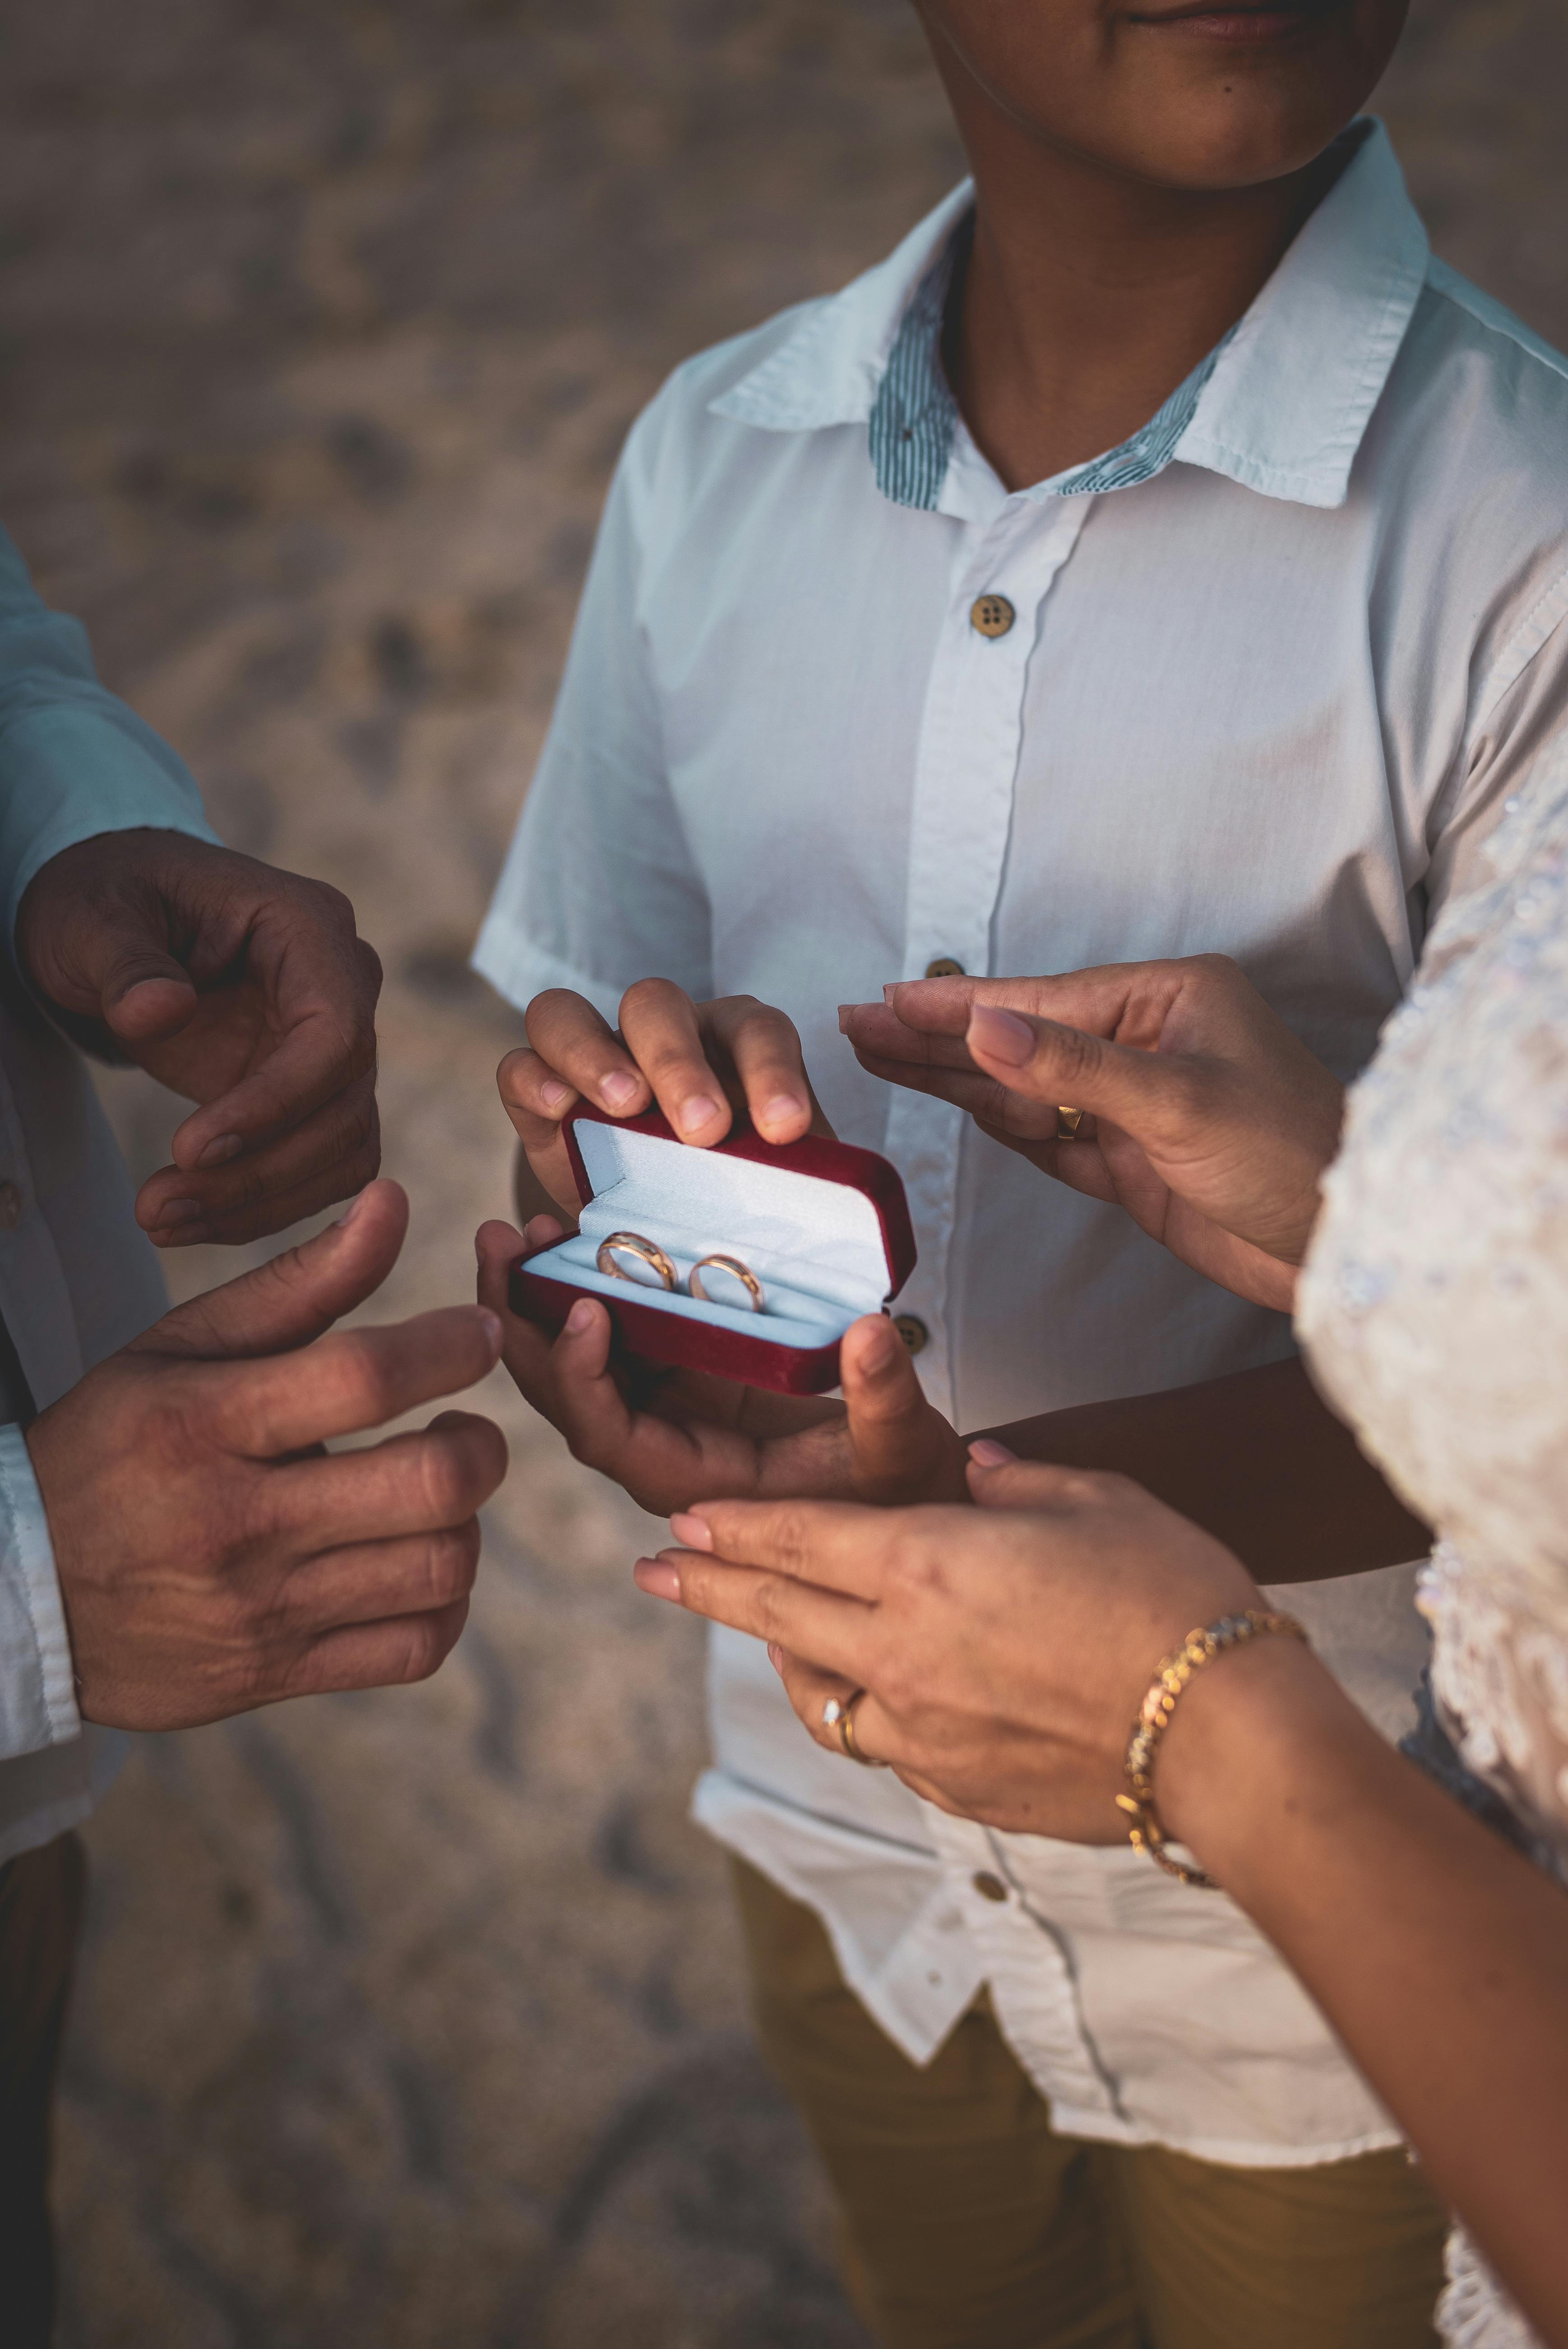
[711,119,1429,513]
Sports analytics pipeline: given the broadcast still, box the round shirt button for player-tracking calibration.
[971,1871,1009,1903]
[924,956,965,980]
[970,593,1015,639]
[892,1313,929,1357]
[0,1182,22,1230]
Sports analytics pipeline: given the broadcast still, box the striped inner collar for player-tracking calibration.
[869,214,1234,512]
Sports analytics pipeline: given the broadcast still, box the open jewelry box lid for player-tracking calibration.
[509,1103,918,1395]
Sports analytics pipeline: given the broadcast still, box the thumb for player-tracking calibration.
[131,1178,409,1361]
[966,1003,1197,1143]
[966,1447,1087,1511]
[74,897,201,1045]
[841,1314,945,1495]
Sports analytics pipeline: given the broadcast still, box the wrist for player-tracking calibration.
[1153,1630,1373,1886]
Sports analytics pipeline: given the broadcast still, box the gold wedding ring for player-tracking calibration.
[823,1688,888,1769]
[596,1230,678,1290]
[688,1253,766,1314]
[1055,1105,1086,1141]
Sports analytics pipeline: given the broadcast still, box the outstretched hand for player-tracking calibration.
[841,957,1345,1310]
[16,829,382,1247]
[476,1213,968,1516]
[635,1450,1266,1840]
[27,1180,508,1731]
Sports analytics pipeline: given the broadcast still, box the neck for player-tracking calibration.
[940,84,1344,488]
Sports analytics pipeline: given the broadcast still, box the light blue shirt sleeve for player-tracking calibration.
[0,519,220,947]
[0,1424,79,1758]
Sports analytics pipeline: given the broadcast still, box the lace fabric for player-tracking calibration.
[1298,742,1568,2349]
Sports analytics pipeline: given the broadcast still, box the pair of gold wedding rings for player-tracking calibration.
[595,1230,766,1313]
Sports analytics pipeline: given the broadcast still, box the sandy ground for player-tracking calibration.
[2,3,1564,2342]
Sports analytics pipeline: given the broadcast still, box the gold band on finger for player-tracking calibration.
[1055,1105,1086,1141]
[688,1252,766,1313]
[823,1688,888,1769]
[596,1230,679,1290]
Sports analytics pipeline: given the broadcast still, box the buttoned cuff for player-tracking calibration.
[0,1424,80,1761]
[0,699,221,951]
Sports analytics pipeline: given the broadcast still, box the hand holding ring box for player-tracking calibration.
[509,1103,917,1395]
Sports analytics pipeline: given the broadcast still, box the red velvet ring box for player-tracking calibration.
[509,1103,918,1395]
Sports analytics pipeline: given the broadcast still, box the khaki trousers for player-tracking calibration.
[0,1832,86,2349]
[732,1859,1445,2349]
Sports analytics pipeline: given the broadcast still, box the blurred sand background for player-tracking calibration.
[1,3,1564,2342]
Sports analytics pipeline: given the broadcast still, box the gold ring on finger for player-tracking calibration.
[688,1252,766,1313]
[1055,1105,1086,1142]
[596,1230,679,1290]
[823,1688,888,1769]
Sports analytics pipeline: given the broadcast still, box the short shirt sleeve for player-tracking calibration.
[1425,569,1568,922]
[472,410,713,1023]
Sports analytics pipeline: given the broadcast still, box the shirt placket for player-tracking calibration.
[882,495,1090,1420]
[924,1808,1128,2124]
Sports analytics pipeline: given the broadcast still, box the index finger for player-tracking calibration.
[523,989,652,1119]
[216,1304,503,1455]
[887,967,1178,1050]
[671,1495,894,1600]
[171,929,380,1172]
[639,1547,876,1679]
[838,1000,979,1070]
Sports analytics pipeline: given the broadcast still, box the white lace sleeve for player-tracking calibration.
[1297,755,1568,1854]
[1297,752,1568,2349]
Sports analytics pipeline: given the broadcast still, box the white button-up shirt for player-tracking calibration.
[0,518,217,1865]
[475,122,1568,2163]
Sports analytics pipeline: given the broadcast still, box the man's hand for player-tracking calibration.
[16,830,382,1247]
[498,980,831,1220]
[476,1213,967,1516]
[25,1179,508,1731]
[842,957,1345,1311]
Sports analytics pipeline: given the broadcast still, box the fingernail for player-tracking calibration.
[153,1198,203,1230]
[478,1308,503,1348]
[678,1096,720,1137]
[565,1299,595,1335]
[151,1222,206,1248]
[540,1079,570,1110]
[968,1005,1034,1065]
[669,1511,712,1551]
[759,1093,805,1131]
[634,1557,682,1602]
[602,1072,639,1110]
[767,1642,783,1673]
[194,1133,242,1170]
[335,1187,370,1230]
[882,983,899,1002]
[968,1438,1017,1466]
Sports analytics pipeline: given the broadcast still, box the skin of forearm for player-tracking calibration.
[978,1358,1432,1582]
[1162,1643,1568,2349]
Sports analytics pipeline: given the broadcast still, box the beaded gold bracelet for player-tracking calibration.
[1115,1609,1310,1891]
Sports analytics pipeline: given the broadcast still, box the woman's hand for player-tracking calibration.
[636,1451,1261,1839]
[498,980,833,1218]
[476,1216,969,1515]
[841,957,1345,1310]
